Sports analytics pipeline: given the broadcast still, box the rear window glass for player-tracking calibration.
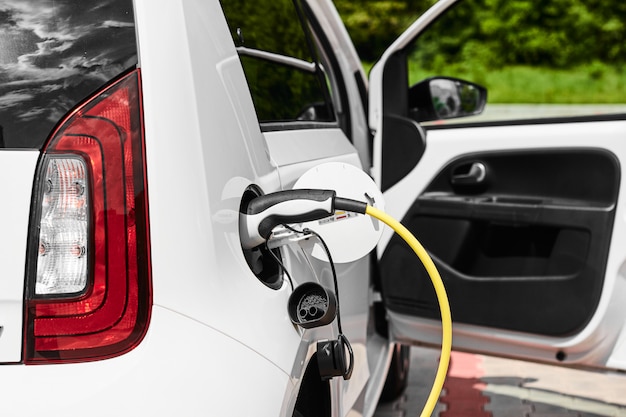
[0,0,137,149]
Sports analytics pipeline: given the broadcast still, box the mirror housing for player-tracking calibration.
[409,76,487,122]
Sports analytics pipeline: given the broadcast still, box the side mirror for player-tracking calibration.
[409,77,487,122]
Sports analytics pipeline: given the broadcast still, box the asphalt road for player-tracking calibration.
[424,104,626,126]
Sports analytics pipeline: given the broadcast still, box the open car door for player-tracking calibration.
[370,0,626,371]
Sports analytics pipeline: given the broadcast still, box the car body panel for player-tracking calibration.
[0,306,292,416]
[0,0,376,413]
[135,0,371,414]
[135,0,305,376]
[0,150,39,363]
[264,128,361,179]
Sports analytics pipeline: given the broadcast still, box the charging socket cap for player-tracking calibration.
[287,282,337,329]
[293,162,384,263]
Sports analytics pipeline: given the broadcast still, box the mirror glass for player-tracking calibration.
[430,78,484,119]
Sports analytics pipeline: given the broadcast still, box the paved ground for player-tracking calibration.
[374,346,626,417]
[427,104,626,125]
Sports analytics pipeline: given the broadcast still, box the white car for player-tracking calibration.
[1,0,625,415]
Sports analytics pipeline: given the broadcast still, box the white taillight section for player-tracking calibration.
[36,157,89,295]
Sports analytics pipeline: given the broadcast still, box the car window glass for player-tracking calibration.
[220,0,336,126]
[408,0,626,126]
[0,0,137,149]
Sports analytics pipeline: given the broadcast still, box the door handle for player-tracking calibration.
[451,162,487,185]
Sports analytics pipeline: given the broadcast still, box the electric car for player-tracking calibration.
[1,0,626,416]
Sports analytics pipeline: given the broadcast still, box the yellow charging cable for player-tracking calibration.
[365,205,452,417]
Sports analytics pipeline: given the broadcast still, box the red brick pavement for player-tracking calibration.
[439,351,492,417]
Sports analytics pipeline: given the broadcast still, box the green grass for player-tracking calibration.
[365,61,626,104]
[474,65,626,103]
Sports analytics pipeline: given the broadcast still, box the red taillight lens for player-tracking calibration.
[26,70,151,363]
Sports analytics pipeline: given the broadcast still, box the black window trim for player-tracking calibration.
[260,121,339,133]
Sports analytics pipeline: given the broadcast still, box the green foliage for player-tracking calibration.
[408,63,626,103]
[334,0,436,61]
[220,0,331,121]
[391,0,626,104]
[337,0,626,67]
[220,0,312,60]
[476,0,626,67]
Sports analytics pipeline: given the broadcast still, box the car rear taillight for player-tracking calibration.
[25,69,151,363]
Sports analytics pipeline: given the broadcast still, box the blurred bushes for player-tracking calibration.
[335,0,626,68]
[334,0,436,61]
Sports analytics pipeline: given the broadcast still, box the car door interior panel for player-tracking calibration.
[381,114,427,192]
[380,148,620,336]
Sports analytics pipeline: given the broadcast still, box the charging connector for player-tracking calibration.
[239,189,336,249]
[239,189,451,417]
